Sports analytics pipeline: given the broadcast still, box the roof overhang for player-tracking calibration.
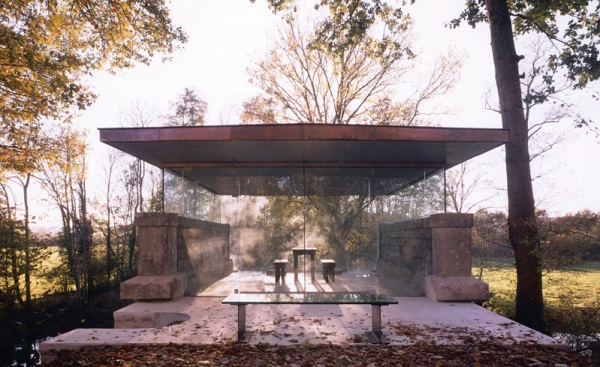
[99,124,508,196]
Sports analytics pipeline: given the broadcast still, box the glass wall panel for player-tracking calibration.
[162,165,446,296]
[303,168,372,275]
[164,168,221,222]
[216,168,305,294]
[373,168,445,223]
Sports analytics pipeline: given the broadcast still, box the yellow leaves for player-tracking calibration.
[1,0,186,147]
[48,13,63,29]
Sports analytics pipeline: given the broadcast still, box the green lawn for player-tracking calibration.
[19,246,67,298]
[476,261,600,319]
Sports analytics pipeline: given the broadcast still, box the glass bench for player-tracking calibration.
[222,293,398,343]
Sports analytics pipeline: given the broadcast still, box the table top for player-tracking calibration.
[291,247,317,253]
[222,292,398,305]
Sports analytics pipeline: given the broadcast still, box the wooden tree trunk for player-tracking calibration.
[23,174,32,306]
[485,0,546,332]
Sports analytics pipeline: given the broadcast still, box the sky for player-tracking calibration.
[29,0,600,228]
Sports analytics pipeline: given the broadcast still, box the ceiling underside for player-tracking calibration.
[165,166,442,196]
[99,124,508,196]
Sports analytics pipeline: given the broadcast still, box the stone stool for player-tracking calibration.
[321,259,336,283]
[274,259,288,284]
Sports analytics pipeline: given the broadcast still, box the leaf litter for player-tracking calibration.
[42,342,595,366]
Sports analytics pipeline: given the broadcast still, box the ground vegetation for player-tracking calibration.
[472,210,600,356]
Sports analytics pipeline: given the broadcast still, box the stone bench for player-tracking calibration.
[222,292,398,343]
[274,260,288,284]
[320,259,336,283]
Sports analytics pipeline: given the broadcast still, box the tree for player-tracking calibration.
[246,196,303,269]
[306,195,374,269]
[38,126,92,304]
[0,122,57,307]
[242,4,457,275]
[0,189,26,308]
[449,41,580,214]
[449,0,600,332]
[166,88,208,126]
[114,102,163,275]
[243,15,461,125]
[0,0,187,162]
[471,210,512,279]
[538,210,600,271]
[1,1,185,297]
[446,161,496,214]
[98,149,119,284]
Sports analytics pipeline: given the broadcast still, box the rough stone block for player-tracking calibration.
[137,222,178,275]
[428,213,474,228]
[138,226,178,253]
[114,310,190,328]
[135,212,180,227]
[120,274,185,301]
[138,250,178,275]
[431,227,472,276]
[425,275,489,302]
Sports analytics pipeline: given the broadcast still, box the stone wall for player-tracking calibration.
[377,219,432,296]
[177,216,233,294]
[120,213,232,301]
[377,213,489,301]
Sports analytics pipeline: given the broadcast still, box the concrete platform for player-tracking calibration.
[41,296,564,353]
[41,271,566,359]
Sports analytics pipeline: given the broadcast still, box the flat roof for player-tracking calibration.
[99,124,508,196]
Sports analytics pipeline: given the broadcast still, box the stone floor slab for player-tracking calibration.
[41,270,566,361]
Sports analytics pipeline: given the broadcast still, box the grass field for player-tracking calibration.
[24,246,68,298]
[476,261,600,319]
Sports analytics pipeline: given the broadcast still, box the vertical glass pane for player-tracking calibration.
[303,168,372,276]
[163,168,183,215]
[164,168,221,222]
[217,168,304,294]
[161,165,446,297]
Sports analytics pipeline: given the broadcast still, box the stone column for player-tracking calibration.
[120,212,185,301]
[425,213,489,302]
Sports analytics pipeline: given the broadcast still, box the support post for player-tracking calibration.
[365,305,385,344]
[372,305,381,338]
[238,304,246,340]
[236,304,252,343]
[293,253,299,281]
[310,252,315,281]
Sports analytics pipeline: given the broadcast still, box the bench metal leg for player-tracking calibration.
[322,263,336,283]
[236,304,252,343]
[372,305,381,337]
[365,305,388,344]
[293,254,299,281]
[275,265,285,284]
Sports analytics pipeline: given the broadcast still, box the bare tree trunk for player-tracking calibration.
[106,205,112,283]
[485,0,546,332]
[23,174,32,306]
[78,175,91,303]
